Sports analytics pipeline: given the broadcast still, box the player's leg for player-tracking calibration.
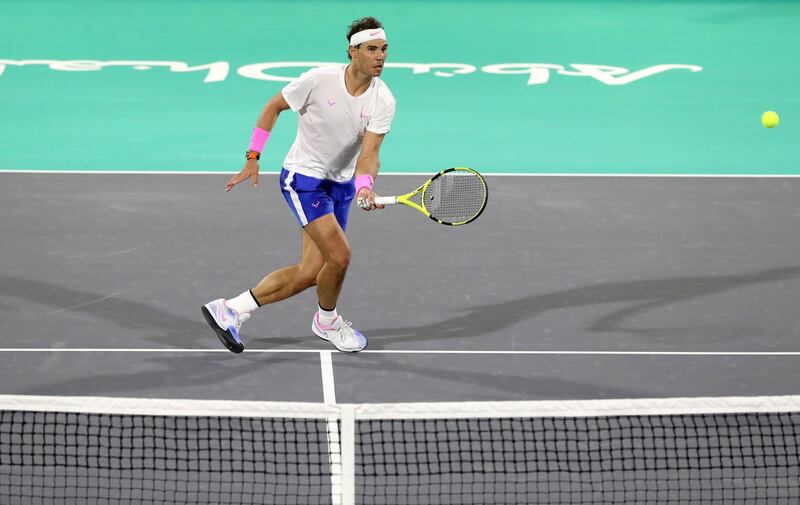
[305,214,365,352]
[303,214,350,310]
[202,230,324,354]
[203,169,363,352]
[202,169,325,353]
[305,178,366,352]
[250,230,324,305]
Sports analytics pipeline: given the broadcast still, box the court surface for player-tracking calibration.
[2,173,799,404]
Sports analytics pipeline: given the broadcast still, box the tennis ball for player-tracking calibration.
[761,111,780,128]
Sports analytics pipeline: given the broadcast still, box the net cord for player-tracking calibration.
[0,394,339,419]
[4,393,800,421]
[351,395,800,420]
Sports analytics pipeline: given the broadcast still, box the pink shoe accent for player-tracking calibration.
[315,312,336,331]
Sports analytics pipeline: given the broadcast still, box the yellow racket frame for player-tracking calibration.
[374,167,488,226]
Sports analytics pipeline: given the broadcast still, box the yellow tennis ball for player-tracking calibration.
[761,111,780,128]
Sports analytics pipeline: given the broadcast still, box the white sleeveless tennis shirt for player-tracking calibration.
[281,65,396,182]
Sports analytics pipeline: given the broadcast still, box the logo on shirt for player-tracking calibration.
[312,201,321,208]
[327,99,336,107]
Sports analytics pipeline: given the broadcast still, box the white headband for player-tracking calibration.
[349,28,387,46]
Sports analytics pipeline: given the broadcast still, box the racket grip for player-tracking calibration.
[373,196,397,205]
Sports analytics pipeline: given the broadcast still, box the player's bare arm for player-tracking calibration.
[355,131,386,210]
[226,92,291,192]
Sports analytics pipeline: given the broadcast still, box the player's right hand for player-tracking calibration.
[226,160,259,192]
[356,187,384,211]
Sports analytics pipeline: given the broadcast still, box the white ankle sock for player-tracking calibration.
[226,290,259,314]
[317,305,338,326]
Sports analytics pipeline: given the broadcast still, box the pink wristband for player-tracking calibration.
[355,174,374,194]
[249,127,270,153]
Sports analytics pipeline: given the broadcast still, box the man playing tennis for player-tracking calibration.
[202,17,394,353]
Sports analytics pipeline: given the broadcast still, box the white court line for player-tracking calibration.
[319,351,336,405]
[2,348,800,356]
[2,170,800,178]
[318,351,342,505]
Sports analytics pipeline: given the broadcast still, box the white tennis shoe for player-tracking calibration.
[312,313,367,352]
[202,299,251,353]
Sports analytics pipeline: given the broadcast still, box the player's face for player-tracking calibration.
[354,40,388,76]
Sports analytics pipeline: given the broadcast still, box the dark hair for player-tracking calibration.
[346,17,383,60]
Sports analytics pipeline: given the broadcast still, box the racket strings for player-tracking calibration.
[423,171,487,224]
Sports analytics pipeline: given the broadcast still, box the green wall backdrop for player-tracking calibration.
[1,0,798,174]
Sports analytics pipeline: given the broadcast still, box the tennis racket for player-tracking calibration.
[372,167,488,226]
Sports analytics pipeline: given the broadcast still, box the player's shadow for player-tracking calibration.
[0,275,302,349]
[0,275,318,394]
[363,265,800,349]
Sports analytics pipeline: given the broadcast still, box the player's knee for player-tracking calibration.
[327,247,351,271]
[328,256,350,272]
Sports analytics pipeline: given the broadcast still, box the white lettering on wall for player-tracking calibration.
[482,63,703,85]
[237,62,337,82]
[0,59,702,86]
[0,59,230,82]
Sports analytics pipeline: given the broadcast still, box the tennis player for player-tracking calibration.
[202,17,395,353]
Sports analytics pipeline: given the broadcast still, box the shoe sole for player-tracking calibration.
[202,306,244,354]
[312,319,367,353]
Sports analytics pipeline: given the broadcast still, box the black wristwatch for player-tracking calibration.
[246,150,261,160]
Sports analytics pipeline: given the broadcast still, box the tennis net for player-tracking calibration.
[1,394,799,504]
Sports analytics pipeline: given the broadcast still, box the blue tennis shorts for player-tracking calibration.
[279,168,356,231]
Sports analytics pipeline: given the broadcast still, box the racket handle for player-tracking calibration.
[373,196,397,205]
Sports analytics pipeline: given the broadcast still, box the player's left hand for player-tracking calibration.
[356,188,384,211]
[226,160,260,192]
